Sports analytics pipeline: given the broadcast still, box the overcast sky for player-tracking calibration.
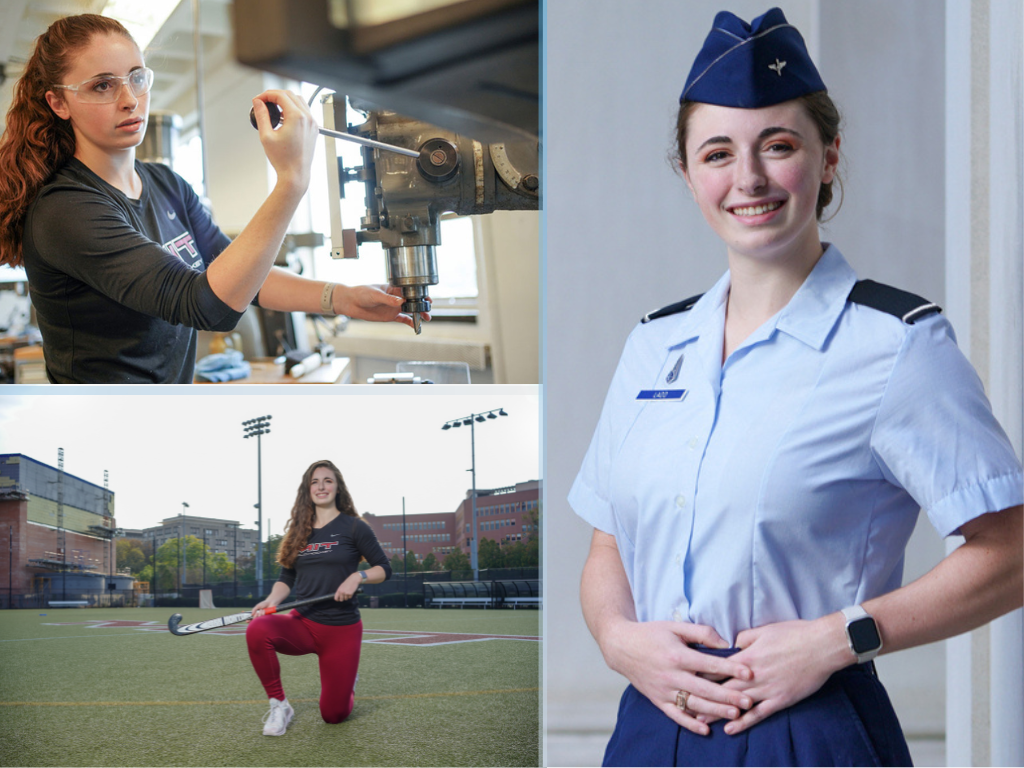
[0,387,540,538]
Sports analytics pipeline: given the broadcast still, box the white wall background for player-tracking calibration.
[544,1,1019,765]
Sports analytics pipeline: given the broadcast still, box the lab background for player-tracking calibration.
[544,1,1023,766]
[0,0,539,385]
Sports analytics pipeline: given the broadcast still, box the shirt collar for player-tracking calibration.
[663,243,857,351]
[775,244,857,350]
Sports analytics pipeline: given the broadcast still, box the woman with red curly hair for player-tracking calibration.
[246,460,391,737]
[0,14,422,383]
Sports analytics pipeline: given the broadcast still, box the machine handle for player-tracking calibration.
[249,102,421,159]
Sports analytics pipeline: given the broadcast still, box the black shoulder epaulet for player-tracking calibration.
[641,294,703,324]
[847,280,941,325]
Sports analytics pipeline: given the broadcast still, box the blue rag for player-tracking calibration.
[195,350,251,382]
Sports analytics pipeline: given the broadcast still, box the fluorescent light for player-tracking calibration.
[101,0,180,51]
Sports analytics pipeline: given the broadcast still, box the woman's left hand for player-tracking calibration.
[334,284,430,328]
[334,573,363,602]
[705,616,850,735]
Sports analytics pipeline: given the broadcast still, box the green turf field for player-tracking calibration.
[0,607,540,767]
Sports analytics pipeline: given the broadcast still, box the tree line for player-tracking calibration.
[116,534,285,590]
[119,506,540,586]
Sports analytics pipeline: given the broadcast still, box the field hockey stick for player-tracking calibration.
[167,593,336,636]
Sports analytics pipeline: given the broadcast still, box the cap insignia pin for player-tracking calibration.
[768,58,787,76]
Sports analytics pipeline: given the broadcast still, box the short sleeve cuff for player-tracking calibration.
[194,271,246,332]
[927,470,1024,537]
[568,474,617,535]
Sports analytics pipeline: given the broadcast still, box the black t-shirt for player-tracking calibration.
[278,515,392,626]
[22,158,243,383]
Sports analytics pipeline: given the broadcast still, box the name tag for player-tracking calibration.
[636,389,687,401]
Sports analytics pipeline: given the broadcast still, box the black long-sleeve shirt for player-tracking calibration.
[22,158,243,383]
[278,514,392,626]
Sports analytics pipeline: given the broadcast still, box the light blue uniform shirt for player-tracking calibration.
[569,245,1023,644]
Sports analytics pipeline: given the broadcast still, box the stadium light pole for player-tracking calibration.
[58,448,65,602]
[233,523,238,602]
[441,408,509,581]
[152,537,158,605]
[402,497,407,608]
[180,502,189,592]
[243,416,272,598]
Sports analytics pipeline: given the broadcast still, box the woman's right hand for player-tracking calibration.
[250,599,278,619]
[251,90,320,194]
[599,619,755,736]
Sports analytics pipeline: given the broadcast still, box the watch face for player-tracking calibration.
[848,616,882,653]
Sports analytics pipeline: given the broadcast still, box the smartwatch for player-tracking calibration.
[359,571,368,581]
[841,604,882,663]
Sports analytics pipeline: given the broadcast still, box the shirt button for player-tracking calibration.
[675,494,686,508]
[688,436,700,450]
[672,609,684,622]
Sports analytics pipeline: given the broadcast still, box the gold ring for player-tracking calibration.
[675,690,690,710]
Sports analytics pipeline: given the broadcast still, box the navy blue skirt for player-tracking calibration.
[603,649,913,767]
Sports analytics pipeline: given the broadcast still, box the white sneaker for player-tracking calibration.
[262,697,294,736]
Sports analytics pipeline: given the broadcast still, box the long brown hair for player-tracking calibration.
[0,14,136,267]
[277,460,359,568]
[673,92,844,221]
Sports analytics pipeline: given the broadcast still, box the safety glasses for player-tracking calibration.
[52,67,154,104]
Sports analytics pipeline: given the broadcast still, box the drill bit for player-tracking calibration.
[413,313,422,335]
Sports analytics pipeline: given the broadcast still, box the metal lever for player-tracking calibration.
[249,102,420,159]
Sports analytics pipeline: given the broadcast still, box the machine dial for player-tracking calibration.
[490,142,540,197]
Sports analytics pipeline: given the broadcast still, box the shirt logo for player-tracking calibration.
[298,541,338,556]
[167,210,177,220]
[163,232,201,270]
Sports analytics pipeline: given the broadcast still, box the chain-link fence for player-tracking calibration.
[3,566,542,609]
[1,590,139,609]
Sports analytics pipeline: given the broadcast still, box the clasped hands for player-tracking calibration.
[603,617,845,737]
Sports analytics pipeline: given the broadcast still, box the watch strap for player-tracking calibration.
[841,604,869,623]
[320,283,337,315]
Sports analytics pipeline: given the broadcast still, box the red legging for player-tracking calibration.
[246,610,362,723]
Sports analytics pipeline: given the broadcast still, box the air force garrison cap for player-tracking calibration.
[681,7,826,108]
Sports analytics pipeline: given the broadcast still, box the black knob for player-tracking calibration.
[249,101,282,130]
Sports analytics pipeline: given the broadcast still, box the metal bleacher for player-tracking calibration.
[423,581,493,608]
[423,580,541,609]
[493,579,541,609]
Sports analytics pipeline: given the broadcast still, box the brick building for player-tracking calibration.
[0,453,130,604]
[363,510,458,562]
[454,480,541,549]
[362,480,540,564]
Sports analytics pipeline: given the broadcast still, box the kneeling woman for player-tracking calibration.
[247,460,391,736]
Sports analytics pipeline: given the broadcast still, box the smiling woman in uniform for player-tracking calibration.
[0,14,423,383]
[569,8,1023,767]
